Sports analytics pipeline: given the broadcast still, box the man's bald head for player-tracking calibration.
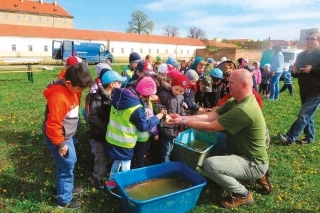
[228,69,253,100]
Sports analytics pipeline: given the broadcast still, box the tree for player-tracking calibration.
[162,25,179,37]
[126,10,154,34]
[187,27,207,39]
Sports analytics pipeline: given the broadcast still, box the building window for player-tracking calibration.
[4,14,8,19]
[131,48,134,53]
[12,45,16,51]
[28,45,33,51]
[149,49,151,54]
[181,50,183,54]
[64,19,66,24]
[38,17,41,22]
[29,16,32,21]
[166,49,168,54]
[111,48,114,53]
[157,49,159,54]
[187,50,189,54]
[44,45,48,52]
[193,50,196,54]
[17,15,20,20]
[140,48,143,53]
[121,48,124,53]
[47,17,50,22]
[174,49,176,54]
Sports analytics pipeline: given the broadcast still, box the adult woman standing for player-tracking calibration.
[269,45,284,101]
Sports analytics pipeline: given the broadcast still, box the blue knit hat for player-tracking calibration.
[129,52,141,65]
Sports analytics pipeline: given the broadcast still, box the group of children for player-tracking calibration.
[42,52,291,210]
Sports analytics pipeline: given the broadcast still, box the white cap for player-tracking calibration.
[158,64,169,74]
[221,57,227,62]
[96,63,111,77]
[179,57,189,63]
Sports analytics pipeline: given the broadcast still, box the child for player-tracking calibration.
[131,78,160,169]
[206,68,227,108]
[237,58,247,69]
[260,64,271,97]
[183,69,205,115]
[253,61,261,91]
[57,56,82,80]
[191,56,206,106]
[105,77,165,188]
[179,58,189,74]
[153,55,162,72]
[280,65,293,96]
[42,63,93,210]
[158,75,189,162]
[88,70,127,190]
[121,52,141,87]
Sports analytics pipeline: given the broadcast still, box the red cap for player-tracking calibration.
[171,75,189,91]
[167,68,182,79]
[66,56,82,66]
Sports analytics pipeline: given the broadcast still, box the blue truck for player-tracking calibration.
[52,40,114,65]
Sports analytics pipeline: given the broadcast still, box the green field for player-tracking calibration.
[0,65,319,212]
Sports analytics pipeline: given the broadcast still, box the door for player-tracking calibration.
[52,40,62,59]
[61,40,74,61]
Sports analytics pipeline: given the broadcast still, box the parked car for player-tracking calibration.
[280,49,304,80]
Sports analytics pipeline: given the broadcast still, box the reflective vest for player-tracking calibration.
[106,105,141,148]
[137,100,154,142]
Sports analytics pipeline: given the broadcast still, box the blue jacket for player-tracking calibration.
[271,51,284,73]
[105,88,160,160]
[283,71,293,84]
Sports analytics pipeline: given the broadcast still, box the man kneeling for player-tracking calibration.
[167,69,271,208]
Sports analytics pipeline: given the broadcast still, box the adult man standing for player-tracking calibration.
[259,42,273,71]
[167,69,270,208]
[278,32,320,145]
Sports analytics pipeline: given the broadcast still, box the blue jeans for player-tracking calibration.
[216,131,228,155]
[109,160,131,181]
[44,136,77,205]
[286,95,320,142]
[160,136,174,163]
[269,72,282,100]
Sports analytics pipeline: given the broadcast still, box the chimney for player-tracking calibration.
[54,0,57,6]
[40,0,43,4]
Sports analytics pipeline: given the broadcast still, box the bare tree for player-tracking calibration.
[126,10,154,34]
[187,27,207,39]
[162,25,179,37]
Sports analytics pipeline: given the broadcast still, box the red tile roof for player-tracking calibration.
[0,0,73,18]
[0,24,205,46]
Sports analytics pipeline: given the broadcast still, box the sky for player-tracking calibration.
[56,0,320,41]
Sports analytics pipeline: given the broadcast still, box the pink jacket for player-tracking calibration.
[254,61,261,84]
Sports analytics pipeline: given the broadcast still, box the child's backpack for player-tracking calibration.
[83,92,102,125]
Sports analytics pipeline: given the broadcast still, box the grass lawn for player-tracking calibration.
[0,65,319,212]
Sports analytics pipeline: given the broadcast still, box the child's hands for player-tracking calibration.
[156,109,167,119]
[198,107,206,113]
[154,135,159,140]
[182,102,188,109]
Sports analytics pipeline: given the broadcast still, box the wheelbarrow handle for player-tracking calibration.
[106,187,135,205]
[106,187,123,199]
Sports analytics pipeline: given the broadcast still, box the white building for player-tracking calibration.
[0,0,206,63]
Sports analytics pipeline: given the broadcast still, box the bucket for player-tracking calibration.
[171,129,217,170]
[109,162,206,213]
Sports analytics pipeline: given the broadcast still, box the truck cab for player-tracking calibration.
[52,40,114,65]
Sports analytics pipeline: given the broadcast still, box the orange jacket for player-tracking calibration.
[42,80,79,147]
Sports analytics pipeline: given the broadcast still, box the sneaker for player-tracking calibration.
[58,198,81,210]
[298,139,311,145]
[106,180,117,189]
[277,133,294,146]
[91,178,104,190]
[256,170,272,195]
[219,190,254,208]
[267,98,274,101]
[72,187,84,196]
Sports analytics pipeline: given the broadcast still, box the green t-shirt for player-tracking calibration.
[216,94,269,164]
